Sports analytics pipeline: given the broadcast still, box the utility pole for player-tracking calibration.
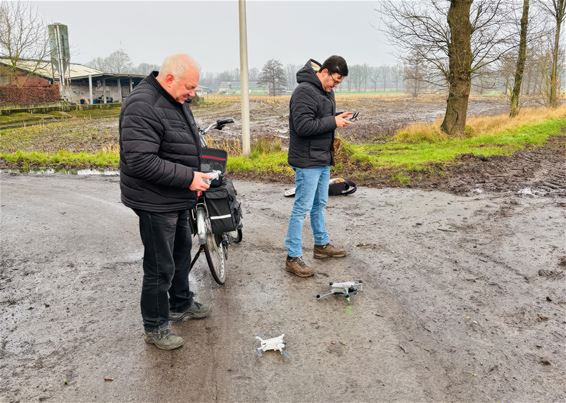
[238,0,251,156]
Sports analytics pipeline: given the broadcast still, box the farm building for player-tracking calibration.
[0,57,145,105]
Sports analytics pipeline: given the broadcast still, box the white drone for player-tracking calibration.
[316,280,363,302]
[255,334,286,356]
[203,169,222,185]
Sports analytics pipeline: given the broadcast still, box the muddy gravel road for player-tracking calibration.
[1,173,565,402]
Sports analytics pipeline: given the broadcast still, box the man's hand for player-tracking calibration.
[189,171,212,192]
[335,111,353,128]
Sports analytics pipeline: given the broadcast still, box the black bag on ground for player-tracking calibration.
[328,177,357,196]
[204,178,242,234]
[283,177,357,197]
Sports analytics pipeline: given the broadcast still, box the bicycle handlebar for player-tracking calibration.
[198,118,235,148]
[200,118,235,135]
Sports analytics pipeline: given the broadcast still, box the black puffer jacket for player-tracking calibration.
[288,59,337,168]
[119,72,201,212]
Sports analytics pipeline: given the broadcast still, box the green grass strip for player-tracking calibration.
[0,150,119,171]
[0,107,121,126]
[227,150,291,175]
[1,117,563,175]
[346,118,565,170]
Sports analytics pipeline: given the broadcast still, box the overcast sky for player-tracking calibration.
[32,1,398,73]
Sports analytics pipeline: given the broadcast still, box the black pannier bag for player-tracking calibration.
[201,147,228,188]
[205,178,242,235]
[201,147,227,173]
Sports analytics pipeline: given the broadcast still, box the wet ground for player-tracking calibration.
[358,134,566,196]
[1,173,565,402]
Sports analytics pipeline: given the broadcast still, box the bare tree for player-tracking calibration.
[285,64,300,91]
[133,62,159,75]
[211,69,239,93]
[499,53,518,95]
[439,0,474,135]
[539,0,566,107]
[347,65,366,91]
[472,65,498,94]
[257,59,287,96]
[361,63,370,91]
[199,71,215,89]
[104,49,132,73]
[390,64,404,92]
[86,49,134,73]
[0,1,49,86]
[86,57,106,71]
[510,0,531,116]
[486,1,555,101]
[528,34,555,96]
[249,67,259,82]
[378,65,388,91]
[403,51,429,97]
[369,66,381,91]
[519,39,552,96]
[380,0,517,82]
[379,0,518,135]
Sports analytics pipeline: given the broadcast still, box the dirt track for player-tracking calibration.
[1,173,565,402]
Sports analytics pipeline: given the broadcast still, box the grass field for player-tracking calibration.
[0,97,564,183]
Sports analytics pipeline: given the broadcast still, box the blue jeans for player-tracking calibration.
[284,166,330,257]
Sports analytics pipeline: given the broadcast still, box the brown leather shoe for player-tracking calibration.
[285,256,314,277]
[313,243,347,259]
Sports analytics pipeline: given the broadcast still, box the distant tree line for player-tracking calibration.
[198,61,407,95]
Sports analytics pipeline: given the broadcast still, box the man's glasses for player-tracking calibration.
[330,74,343,85]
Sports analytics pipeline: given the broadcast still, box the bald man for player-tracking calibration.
[119,53,212,350]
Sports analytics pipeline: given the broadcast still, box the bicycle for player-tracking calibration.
[189,118,242,285]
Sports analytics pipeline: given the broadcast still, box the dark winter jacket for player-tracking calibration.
[119,72,201,212]
[288,59,337,168]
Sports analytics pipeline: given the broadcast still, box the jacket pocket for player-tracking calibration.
[309,138,331,163]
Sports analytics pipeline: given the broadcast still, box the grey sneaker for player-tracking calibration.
[144,328,184,350]
[169,301,210,321]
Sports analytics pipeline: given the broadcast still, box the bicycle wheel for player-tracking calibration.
[203,218,226,285]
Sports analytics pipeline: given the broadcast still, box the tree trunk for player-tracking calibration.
[525,64,532,95]
[549,0,565,108]
[510,0,530,117]
[441,0,473,136]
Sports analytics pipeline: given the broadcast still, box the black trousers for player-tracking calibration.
[134,209,193,331]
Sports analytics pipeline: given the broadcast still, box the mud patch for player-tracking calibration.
[352,135,566,196]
